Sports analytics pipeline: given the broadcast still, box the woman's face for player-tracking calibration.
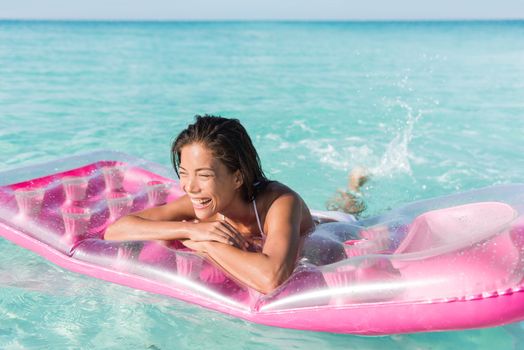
[179,143,242,219]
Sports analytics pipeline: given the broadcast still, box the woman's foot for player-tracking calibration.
[348,166,369,193]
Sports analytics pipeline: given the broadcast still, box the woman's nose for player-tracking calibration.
[183,177,200,193]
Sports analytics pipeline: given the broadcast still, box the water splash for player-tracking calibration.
[300,100,423,179]
[370,100,422,178]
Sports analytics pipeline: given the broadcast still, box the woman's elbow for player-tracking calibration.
[103,219,126,241]
[103,224,118,240]
[257,280,280,294]
[256,283,278,295]
[256,270,290,294]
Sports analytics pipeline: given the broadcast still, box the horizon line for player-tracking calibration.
[1,18,523,22]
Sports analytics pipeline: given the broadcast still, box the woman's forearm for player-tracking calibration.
[104,215,190,241]
[204,241,294,294]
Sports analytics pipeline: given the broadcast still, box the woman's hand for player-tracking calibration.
[184,220,249,250]
[181,239,210,253]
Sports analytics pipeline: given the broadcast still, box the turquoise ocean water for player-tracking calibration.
[1,20,524,348]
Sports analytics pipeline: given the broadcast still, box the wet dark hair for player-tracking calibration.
[171,115,269,201]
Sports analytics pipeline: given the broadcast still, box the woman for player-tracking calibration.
[105,115,315,294]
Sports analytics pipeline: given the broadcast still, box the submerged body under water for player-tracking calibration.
[1,20,524,349]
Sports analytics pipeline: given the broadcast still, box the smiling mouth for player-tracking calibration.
[191,198,212,209]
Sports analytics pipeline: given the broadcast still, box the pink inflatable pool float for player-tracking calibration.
[1,150,524,335]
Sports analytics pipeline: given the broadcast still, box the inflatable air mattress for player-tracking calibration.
[1,151,524,335]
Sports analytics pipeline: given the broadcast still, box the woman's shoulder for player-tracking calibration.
[261,180,297,200]
[259,181,314,233]
[259,181,309,213]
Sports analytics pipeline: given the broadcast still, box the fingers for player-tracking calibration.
[188,222,243,248]
[196,227,232,246]
[211,228,238,246]
[202,221,247,249]
[218,221,249,249]
[187,220,249,250]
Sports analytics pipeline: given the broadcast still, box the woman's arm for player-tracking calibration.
[184,192,303,294]
[104,194,195,241]
[104,194,248,248]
